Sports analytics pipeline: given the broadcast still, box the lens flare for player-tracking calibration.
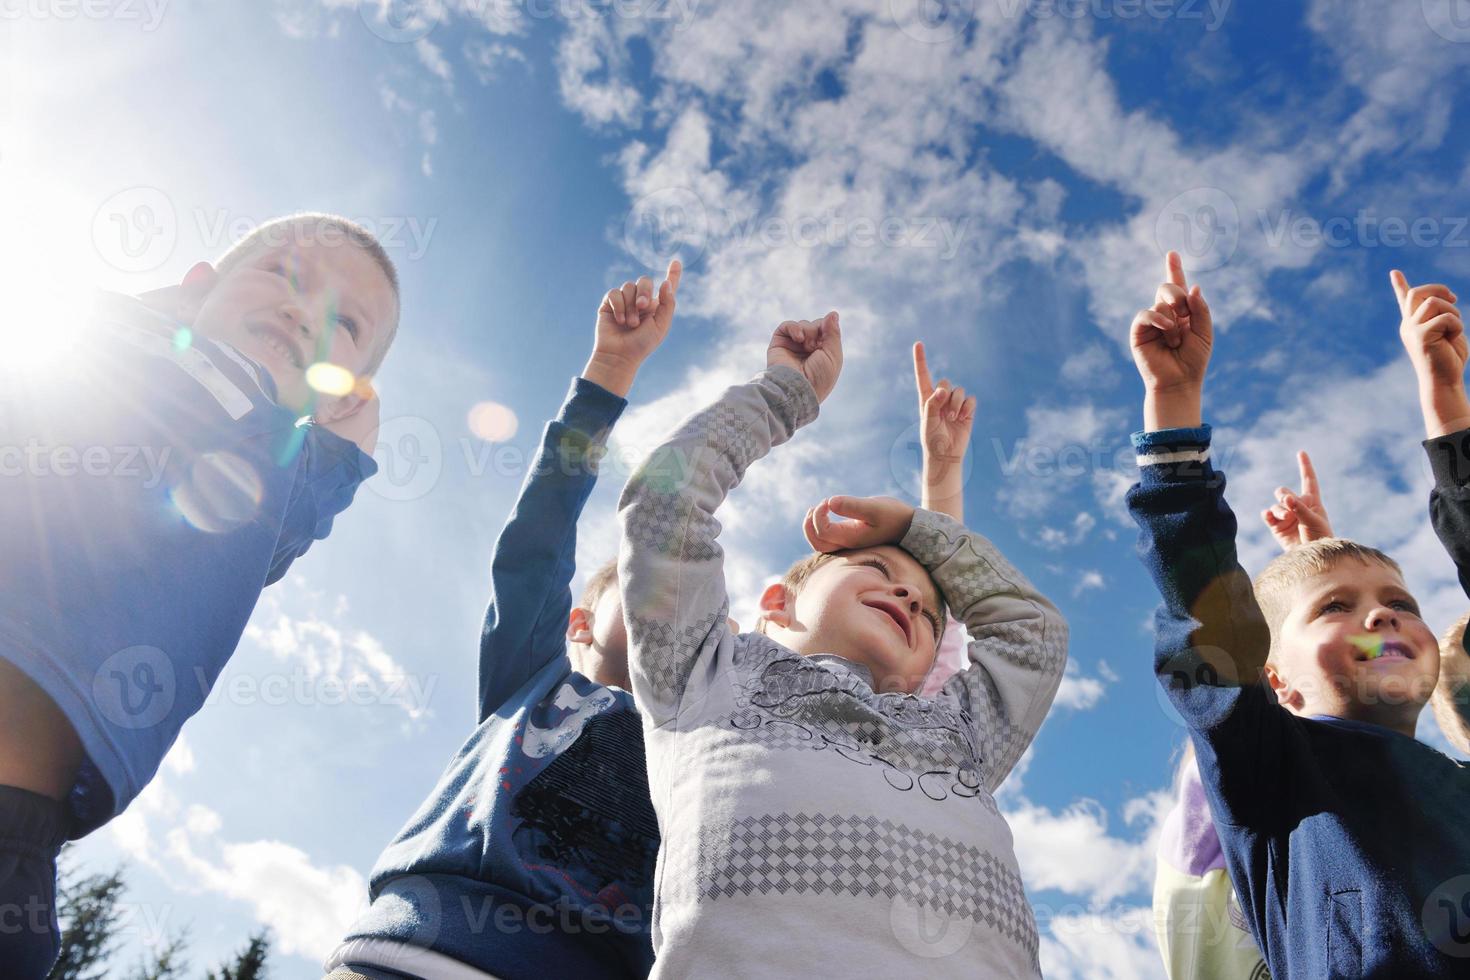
[306,362,357,397]
[1349,634,1385,659]
[170,451,263,533]
[467,401,518,442]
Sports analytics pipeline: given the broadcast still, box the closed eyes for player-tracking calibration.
[857,557,942,642]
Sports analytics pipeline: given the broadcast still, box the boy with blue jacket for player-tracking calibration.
[327,262,680,980]
[1126,251,1470,977]
[0,213,399,978]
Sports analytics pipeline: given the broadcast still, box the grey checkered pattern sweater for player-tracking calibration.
[617,366,1068,978]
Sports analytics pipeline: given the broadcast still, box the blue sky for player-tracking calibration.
[6,0,1470,975]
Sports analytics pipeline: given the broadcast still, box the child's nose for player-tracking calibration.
[893,585,920,613]
[1365,608,1400,631]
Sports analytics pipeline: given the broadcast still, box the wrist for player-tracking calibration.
[921,460,965,521]
[1417,378,1470,439]
[582,351,640,399]
[1143,386,1203,431]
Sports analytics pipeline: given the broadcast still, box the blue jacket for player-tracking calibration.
[1127,424,1470,979]
[346,378,658,979]
[0,293,376,835]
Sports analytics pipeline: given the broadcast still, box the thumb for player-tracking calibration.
[1187,285,1213,338]
[824,494,877,524]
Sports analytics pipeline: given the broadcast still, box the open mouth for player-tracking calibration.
[1349,635,1413,662]
[245,320,306,370]
[864,599,912,648]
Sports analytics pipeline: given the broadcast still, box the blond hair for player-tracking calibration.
[579,557,619,611]
[215,212,400,373]
[1434,611,1470,756]
[1253,538,1401,661]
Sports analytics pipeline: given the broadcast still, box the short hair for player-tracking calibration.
[579,557,619,612]
[214,212,401,374]
[1253,538,1402,660]
[1434,611,1470,756]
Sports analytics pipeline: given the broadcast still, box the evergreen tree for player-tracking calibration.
[46,861,126,980]
[205,929,271,980]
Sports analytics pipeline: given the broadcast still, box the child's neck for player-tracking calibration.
[576,647,630,691]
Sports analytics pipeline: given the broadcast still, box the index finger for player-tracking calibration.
[1165,250,1188,290]
[1297,450,1320,499]
[665,258,683,295]
[1390,269,1409,311]
[913,342,933,401]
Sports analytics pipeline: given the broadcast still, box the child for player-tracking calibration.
[617,316,1067,977]
[1153,452,1328,980]
[1126,251,1470,976]
[0,213,398,977]
[325,263,680,980]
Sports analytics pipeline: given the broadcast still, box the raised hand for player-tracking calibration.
[319,381,381,455]
[802,495,915,554]
[1261,450,1333,550]
[913,341,974,520]
[1392,271,1466,391]
[1130,251,1214,430]
[768,311,843,403]
[587,259,682,398]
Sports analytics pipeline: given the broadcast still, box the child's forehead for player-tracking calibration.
[1293,559,1409,600]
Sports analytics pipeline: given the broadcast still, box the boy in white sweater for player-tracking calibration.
[617,314,1068,977]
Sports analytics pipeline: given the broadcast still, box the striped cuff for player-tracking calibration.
[1132,425,1214,483]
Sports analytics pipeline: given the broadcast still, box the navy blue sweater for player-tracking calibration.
[343,378,657,979]
[1127,424,1470,979]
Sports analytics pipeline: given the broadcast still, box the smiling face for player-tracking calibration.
[188,237,398,416]
[1268,558,1439,734]
[763,545,945,694]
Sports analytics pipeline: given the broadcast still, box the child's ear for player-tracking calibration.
[176,262,218,324]
[1264,663,1300,710]
[567,607,595,646]
[758,583,794,629]
[316,379,376,424]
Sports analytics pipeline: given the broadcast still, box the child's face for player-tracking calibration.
[190,238,397,415]
[1271,559,1439,729]
[591,586,629,663]
[786,545,943,694]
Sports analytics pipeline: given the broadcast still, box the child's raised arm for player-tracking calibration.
[1261,450,1333,550]
[1131,251,1213,432]
[912,341,975,522]
[477,262,679,721]
[618,313,841,725]
[1392,270,1468,440]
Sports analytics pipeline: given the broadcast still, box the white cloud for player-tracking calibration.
[1072,569,1105,597]
[1005,787,1173,905]
[1040,906,1166,980]
[1053,658,1111,711]
[415,37,454,92]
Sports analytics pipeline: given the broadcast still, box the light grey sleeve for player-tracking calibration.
[617,365,819,727]
[901,509,1069,791]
